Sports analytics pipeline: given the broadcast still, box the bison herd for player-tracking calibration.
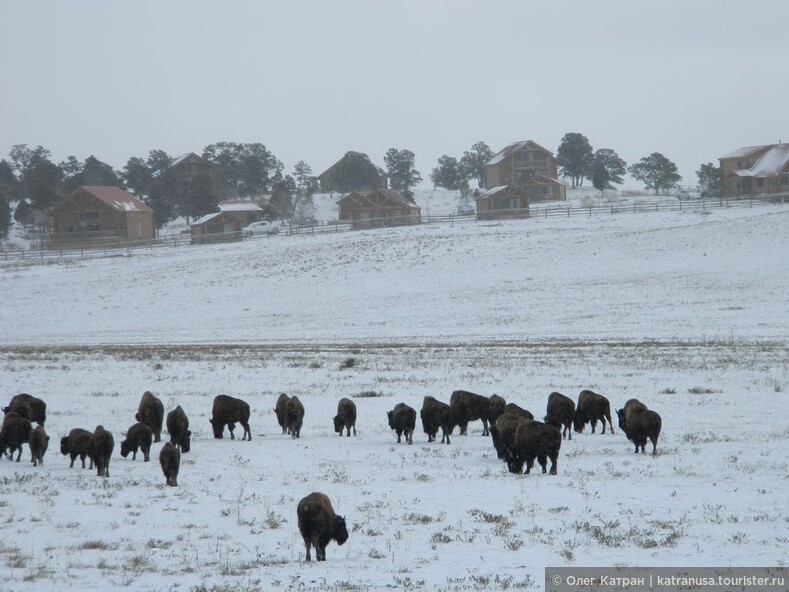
[2,383,663,563]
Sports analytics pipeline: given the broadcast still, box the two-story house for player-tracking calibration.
[719,143,789,198]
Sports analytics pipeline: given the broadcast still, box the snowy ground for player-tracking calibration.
[0,204,787,591]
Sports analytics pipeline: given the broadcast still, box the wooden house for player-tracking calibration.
[719,144,789,198]
[189,201,264,243]
[319,151,388,193]
[50,186,155,248]
[474,185,530,220]
[337,188,421,229]
[170,152,217,185]
[484,140,566,202]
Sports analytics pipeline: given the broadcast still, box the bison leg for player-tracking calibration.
[143,444,150,462]
[154,430,161,443]
[227,422,236,439]
[241,421,251,441]
[549,454,558,475]
[352,424,357,436]
[481,419,489,437]
[650,436,658,457]
[537,454,548,473]
[396,430,402,443]
[524,457,534,474]
[407,429,413,445]
[566,424,572,440]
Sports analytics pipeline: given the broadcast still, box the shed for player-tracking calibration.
[189,201,263,244]
[337,188,421,229]
[474,185,530,220]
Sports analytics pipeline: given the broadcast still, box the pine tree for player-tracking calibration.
[557,133,594,188]
[430,155,467,190]
[589,149,627,195]
[628,153,682,195]
[384,148,422,201]
[459,142,493,188]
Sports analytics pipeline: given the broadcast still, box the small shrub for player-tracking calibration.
[430,532,452,544]
[659,387,676,394]
[354,390,383,398]
[339,357,357,370]
[688,386,716,394]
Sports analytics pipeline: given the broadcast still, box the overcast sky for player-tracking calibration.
[1,0,786,189]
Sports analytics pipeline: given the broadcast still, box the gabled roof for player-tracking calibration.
[190,211,224,226]
[719,145,772,160]
[732,144,789,177]
[476,186,510,199]
[217,201,263,212]
[486,140,553,166]
[170,152,207,167]
[79,186,153,212]
[318,151,387,179]
[337,188,420,209]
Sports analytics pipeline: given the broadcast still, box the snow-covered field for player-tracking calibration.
[1,205,787,591]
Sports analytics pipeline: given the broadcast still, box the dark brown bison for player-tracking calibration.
[333,398,357,437]
[490,410,532,460]
[617,400,662,456]
[573,390,615,434]
[119,422,154,461]
[286,396,305,439]
[544,391,576,440]
[503,403,534,420]
[487,394,507,428]
[449,390,492,436]
[387,402,416,444]
[273,393,291,435]
[209,395,251,440]
[296,492,348,562]
[91,425,114,478]
[166,405,191,452]
[60,428,94,469]
[136,391,165,443]
[0,411,33,462]
[3,393,47,426]
[28,425,49,467]
[420,396,451,444]
[504,421,562,475]
[159,441,181,486]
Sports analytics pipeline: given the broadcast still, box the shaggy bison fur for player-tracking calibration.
[333,397,357,437]
[119,422,154,461]
[296,492,348,561]
[0,411,33,462]
[209,395,251,440]
[487,394,507,428]
[490,409,532,460]
[420,396,451,444]
[503,403,534,420]
[60,428,94,469]
[91,425,114,477]
[274,393,291,435]
[159,441,181,486]
[166,405,191,452]
[449,390,492,436]
[136,391,165,443]
[504,421,562,475]
[3,393,47,426]
[573,390,615,434]
[286,396,305,439]
[387,403,416,444]
[617,400,662,456]
[544,391,576,440]
[28,425,49,467]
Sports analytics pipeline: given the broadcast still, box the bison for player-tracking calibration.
[209,395,251,440]
[617,400,662,456]
[503,402,534,420]
[3,393,47,426]
[449,390,492,436]
[573,390,615,434]
[420,396,452,444]
[28,425,49,467]
[296,492,348,562]
[387,402,416,445]
[159,441,181,486]
[333,398,357,437]
[503,420,562,475]
[60,428,94,469]
[119,422,154,461]
[490,410,532,460]
[91,425,114,477]
[136,391,165,443]
[166,405,191,452]
[487,394,507,428]
[273,393,291,435]
[286,396,305,439]
[544,391,576,440]
[0,411,33,462]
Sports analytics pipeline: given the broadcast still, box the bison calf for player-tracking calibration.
[274,393,291,435]
[573,390,615,435]
[166,405,191,453]
[209,395,251,440]
[60,428,94,469]
[544,391,576,440]
[387,403,416,444]
[136,391,165,443]
[504,421,562,475]
[119,423,154,461]
[297,492,348,561]
[159,441,181,486]
[333,397,357,437]
[617,399,662,456]
[29,425,49,467]
[420,396,451,444]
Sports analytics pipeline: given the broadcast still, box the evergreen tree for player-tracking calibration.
[123,156,154,198]
[589,148,627,195]
[459,142,493,188]
[8,144,62,209]
[384,148,422,201]
[0,193,10,239]
[202,142,278,198]
[62,155,122,193]
[696,162,722,196]
[430,155,467,190]
[628,152,682,195]
[290,161,319,221]
[181,172,219,221]
[270,171,296,220]
[557,132,594,188]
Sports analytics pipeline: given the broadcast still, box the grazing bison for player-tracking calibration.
[286,396,305,439]
[209,395,251,440]
[136,391,165,443]
[503,402,534,420]
[449,390,492,436]
[487,394,507,428]
[504,421,562,475]
[91,425,114,477]
[617,401,662,456]
[420,396,452,444]
[28,425,49,467]
[3,393,47,426]
[119,422,154,461]
[544,391,576,440]
[387,403,416,444]
[159,441,181,486]
[490,410,532,460]
[573,390,615,434]
[296,492,348,562]
[60,428,94,469]
[166,405,191,452]
[0,411,33,462]
[333,398,357,437]
[273,393,291,435]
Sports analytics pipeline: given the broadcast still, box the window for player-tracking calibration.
[80,211,99,219]
[756,178,764,187]
[781,176,788,186]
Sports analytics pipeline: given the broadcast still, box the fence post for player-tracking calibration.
[567,206,570,218]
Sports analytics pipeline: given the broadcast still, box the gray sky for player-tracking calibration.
[1,0,786,188]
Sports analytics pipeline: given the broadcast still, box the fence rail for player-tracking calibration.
[0,196,781,266]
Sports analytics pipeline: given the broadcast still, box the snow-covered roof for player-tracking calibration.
[80,186,153,213]
[486,140,552,166]
[476,185,509,199]
[170,152,202,167]
[190,211,223,226]
[720,145,770,160]
[218,201,263,212]
[733,144,789,177]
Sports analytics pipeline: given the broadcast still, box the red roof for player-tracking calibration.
[79,186,154,213]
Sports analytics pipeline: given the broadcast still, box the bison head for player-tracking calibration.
[333,415,343,434]
[572,412,585,433]
[386,410,394,429]
[543,414,561,430]
[504,448,525,474]
[181,430,192,453]
[333,515,349,546]
[209,417,223,439]
[616,408,627,432]
[119,440,131,458]
[60,436,70,455]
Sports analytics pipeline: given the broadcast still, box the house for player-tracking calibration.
[318,151,388,193]
[50,186,155,248]
[474,185,530,220]
[337,188,421,229]
[170,152,217,185]
[484,140,566,202]
[719,143,789,198]
[189,201,264,244]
